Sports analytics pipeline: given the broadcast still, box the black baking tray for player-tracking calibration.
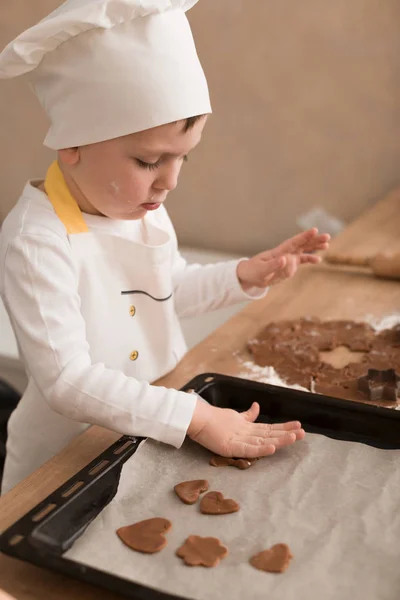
[1,372,400,599]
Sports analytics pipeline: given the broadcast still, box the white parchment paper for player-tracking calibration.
[66,434,400,600]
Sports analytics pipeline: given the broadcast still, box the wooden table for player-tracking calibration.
[1,188,400,599]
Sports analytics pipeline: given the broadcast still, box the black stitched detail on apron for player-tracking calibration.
[120,290,173,302]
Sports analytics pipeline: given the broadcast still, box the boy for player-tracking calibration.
[0,0,329,494]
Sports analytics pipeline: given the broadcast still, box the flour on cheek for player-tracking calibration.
[110,181,121,195]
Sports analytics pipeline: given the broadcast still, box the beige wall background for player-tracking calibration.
[1,0,399,255]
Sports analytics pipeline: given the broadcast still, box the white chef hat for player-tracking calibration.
[0,0,211,149]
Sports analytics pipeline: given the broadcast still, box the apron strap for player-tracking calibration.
[44,161,88,234]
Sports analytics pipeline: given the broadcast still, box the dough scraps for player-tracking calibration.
[210,456,257,470]
[247,318,400,405]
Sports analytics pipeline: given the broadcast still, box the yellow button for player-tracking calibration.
[129,305,136,317]
[130,350,139,361]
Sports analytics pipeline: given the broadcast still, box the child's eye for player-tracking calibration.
[135,155,188,170]
[135,158,162,171]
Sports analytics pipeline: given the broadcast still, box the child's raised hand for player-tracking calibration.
[237,228,330,290]
[187,399,305,458]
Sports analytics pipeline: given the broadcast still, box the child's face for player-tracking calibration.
[58,116,207,220]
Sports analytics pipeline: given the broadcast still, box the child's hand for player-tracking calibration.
[0,591,17,600]
[237,228,330,291]
[187,399,305,458]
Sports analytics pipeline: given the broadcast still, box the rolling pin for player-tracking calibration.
[325,252,400,281]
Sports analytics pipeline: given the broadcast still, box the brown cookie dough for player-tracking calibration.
[176,535,228,567]
[250,543,293,573]
[174,480,209,505]
[200,491,240,515]
[247,318,400,406]
[210,456,257,470]
[116,517,172,554]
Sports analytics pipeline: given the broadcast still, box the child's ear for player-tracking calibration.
[58,147,80,166]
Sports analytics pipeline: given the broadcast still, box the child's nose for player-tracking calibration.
[154,162,181,192]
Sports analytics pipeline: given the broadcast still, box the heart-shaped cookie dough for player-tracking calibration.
[210,456,257,470]
[174,479,209,505]
[250,543,293,573]
[176,535,228,567]
[200,491,240,515]
[116,517,172,554]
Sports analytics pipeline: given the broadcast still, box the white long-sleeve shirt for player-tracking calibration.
[0,180,267,492]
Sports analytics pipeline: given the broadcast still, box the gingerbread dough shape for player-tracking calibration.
[174,479,209,505]
[210,456,257,470]
[250,543,293,573]
[200,491,240,515]
[176,535,228,567]
[116,517,172,554]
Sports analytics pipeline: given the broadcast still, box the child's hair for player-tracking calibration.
[183,115,205,132]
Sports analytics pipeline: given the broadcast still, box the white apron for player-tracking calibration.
[2,161,188,492]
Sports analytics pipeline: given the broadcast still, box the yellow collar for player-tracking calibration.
[44,161,88,234]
